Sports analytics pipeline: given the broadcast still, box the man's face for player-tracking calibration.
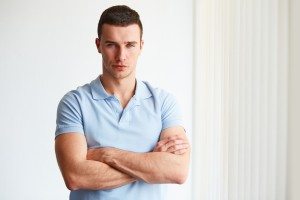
[96,24,143,80]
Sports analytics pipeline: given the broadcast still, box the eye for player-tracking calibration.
[106,43,115,47]
[126,43,136,48]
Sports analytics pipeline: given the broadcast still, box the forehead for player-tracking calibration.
[101,24,141,42]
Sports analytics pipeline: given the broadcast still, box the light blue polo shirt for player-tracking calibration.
[55,76,184,200]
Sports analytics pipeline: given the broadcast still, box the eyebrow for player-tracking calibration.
[125,41,138,44]
[104,40,138,45]
[104,40,117,44]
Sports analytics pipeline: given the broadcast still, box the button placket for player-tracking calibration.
[119,98,140,124]
[105,96,122,121]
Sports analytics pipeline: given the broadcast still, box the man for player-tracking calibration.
[55,5,190,200]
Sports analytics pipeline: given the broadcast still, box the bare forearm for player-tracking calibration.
[88,148,189,184]
[64,159,135,190]
[110,151,189,184]
[55,134,135,191]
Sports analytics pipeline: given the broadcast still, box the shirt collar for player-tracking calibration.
[90,76,111,100]
[91,76,152,101]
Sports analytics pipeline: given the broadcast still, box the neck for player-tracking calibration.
[100,75,136,108]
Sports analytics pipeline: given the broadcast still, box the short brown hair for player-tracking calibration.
[97,5,143,39]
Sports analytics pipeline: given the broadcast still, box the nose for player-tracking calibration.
[116,47,126,62]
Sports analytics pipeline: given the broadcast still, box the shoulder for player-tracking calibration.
[59,81,93,104]
[56,81,95,116]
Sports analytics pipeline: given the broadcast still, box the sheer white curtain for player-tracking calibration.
[192,0,288,199]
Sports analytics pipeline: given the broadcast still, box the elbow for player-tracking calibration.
[175,173,188,184]
[64,173,80,191]
[66,181,78,191]
[172,166,189,185]
[175,154,190,184]
[173,168,189,184]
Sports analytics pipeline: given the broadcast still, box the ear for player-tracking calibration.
[95,38,101,53]
[140,39,144,50]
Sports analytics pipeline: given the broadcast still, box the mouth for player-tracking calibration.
[113,65,126,71]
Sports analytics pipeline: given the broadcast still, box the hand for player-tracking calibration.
[153,135,189,155]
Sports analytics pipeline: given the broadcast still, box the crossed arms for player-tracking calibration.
[55,126,190,191]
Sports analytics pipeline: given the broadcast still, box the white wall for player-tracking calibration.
[287,0,300,199]
[0,1,193,199]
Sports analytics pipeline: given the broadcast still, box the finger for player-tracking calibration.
[154,137,188,152]
[163,139,188,150]
[166,135,182,140]
[157,135,186,146]
[153,140,170,152]
[173,148,188,155]
[156,139,170,147]
[166,143,189,153]
[155,137,180,148]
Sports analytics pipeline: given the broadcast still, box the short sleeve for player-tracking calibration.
[55,92,84,138]
[161,93,184,130]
